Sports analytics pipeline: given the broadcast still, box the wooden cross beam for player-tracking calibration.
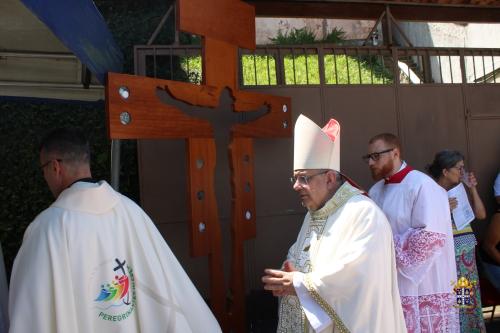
[106,1,291,331]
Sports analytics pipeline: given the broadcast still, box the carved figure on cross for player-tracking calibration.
[106,1,292,332]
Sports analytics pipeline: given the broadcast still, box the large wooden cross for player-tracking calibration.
[106,0,291,331]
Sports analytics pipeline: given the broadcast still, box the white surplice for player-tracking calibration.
[369,165,459,333]
[277,182,407,333]
[9,181,221,333]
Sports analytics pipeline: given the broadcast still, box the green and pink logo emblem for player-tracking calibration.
[93,258,136,322]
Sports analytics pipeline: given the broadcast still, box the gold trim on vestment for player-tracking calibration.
[310,182,362,221]
[277,182,361,332]
[304,274,351,333]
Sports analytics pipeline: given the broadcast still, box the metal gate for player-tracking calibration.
[133,44,500,295]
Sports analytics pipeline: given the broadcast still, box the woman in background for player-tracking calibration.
[479,171,500,293]
[427,150,486,333]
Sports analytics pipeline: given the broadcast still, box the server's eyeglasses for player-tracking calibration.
[362,148,394,163]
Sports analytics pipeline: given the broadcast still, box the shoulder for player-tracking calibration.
[95,181,144,214]
[406,169,432,183]
[344,194,388,222]
[26,206,64,235]
[111,190,159,231]
[405,170,445,194]
[116,191,150,219]
[15,206,67,260]
[338,195,392,235]
[407,169,438,186]
[368,179,385,195]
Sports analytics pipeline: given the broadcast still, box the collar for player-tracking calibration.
[53,181,119,214]
[310,182,362,221]
[68,177,98,188]
[384,162,413,184]
[341,172,367,195]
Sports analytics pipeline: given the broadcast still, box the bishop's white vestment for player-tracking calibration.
[277,182,407,333]
[9,181,222,333]
[369,165,459,333]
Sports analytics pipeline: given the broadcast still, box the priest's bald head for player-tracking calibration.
[39,128,92,198]
[291,115,345,211]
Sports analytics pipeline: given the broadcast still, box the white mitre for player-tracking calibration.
[293,114,340,171]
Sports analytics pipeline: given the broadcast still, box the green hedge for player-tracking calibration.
[241,27,393,86]
[0,0,177,278]
[0,99,139,276]
[0,5,393,279]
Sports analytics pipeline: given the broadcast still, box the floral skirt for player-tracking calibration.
[454,234,486,333]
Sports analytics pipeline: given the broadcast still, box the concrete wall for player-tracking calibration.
[400,22,500,83]
[255,18,375,44]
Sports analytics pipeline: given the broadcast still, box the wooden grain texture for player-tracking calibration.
[107,2,293,329]
[228,137,255,333]
[186,138,217,257]
[186,138,228,329]
[178,0,256,49]
[107,74,292,333]
[203,38,238,89]
[231,90,292,138]
[106,73,214,139]
[229,137,256,240]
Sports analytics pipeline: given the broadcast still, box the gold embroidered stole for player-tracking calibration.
[277,183,360,333]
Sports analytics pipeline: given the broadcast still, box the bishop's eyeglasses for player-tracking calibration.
[361,148,394,163]
[289,170,328,186]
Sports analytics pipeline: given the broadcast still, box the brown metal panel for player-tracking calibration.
[138,139,233,223]
[135,79,498,321]
[137,139,188,223]
[322,86,399,190]
[247,0,500,23]
[467,118,500,220]
[248,1,384,20]
[389,4,500,22]
[138,141,234,293]
[154,221,210,295]
[250,87,322,216]
[178,0,256,49]
[138,138,227,326]
[245,214,305,290]
[398,85,468,171]
[465,85,500,117]
[465,85,500,222]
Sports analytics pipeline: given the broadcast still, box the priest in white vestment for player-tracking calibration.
[262,115,406,333]
[364,133,459,333]
[9,128,221,333]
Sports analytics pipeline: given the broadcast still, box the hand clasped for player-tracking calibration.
[261,268,296,297]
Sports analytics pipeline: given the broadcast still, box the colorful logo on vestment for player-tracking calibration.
[452,276,476,309]
[93,258,136,322]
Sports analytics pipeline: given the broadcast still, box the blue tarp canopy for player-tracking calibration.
[21,0,123,84]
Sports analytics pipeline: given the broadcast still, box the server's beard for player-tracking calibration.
[370,159,395,181]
